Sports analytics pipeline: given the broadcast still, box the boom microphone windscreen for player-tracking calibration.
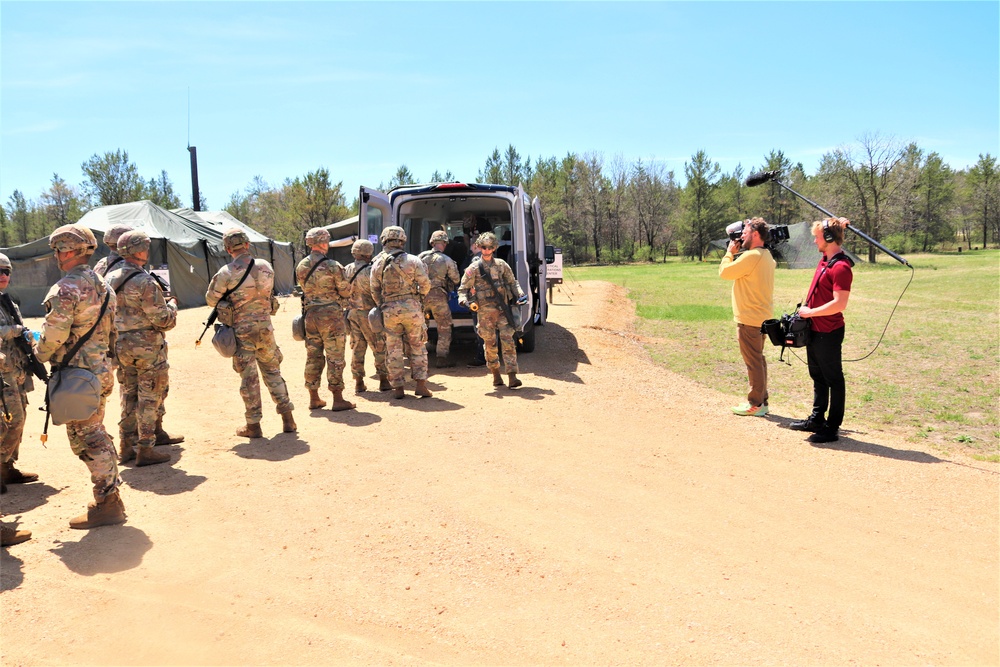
[744,170,780,187]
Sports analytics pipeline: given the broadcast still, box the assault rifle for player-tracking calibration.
[0,292,49,383]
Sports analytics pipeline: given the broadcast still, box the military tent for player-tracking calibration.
[2,200,297,316]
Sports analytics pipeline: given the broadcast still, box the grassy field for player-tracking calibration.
[565,249,1000,461]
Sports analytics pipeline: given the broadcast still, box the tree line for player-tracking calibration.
[4,137,998,263]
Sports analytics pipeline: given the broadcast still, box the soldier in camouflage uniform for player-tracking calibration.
[0,253,39,495]
[345,239,390,393]
[207,228,295,438]
[296,227,355,412]
[458,231,527,389]
[106,230,176,467]
[93,223,132,278]
[418,230,461,368]
[34,224,126,529]
[370,226,433,399]
[1,387,31,545]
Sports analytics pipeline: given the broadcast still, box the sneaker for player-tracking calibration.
[732,403,768,417]
[808,429,839,443]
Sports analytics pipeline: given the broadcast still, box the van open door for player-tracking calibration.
[359,187,391,254]
[532,196,547,325]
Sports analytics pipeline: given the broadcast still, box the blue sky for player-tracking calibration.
[2,1,997,211]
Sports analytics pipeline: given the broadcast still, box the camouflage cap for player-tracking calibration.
[0,253,10,270]
[50,224,97,253]
[222,227,250,251]
[429,230,449,245]
[477,231,498,250]
[380,225,406,245]
[351,239,374,256]
[103,224,134,248]
[116,230,152,259]
[305,227,331,246]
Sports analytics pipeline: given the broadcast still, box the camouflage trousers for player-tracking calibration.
[382,297,428,387]
[347,309,388,379]
[233,321,293,423]
[424,291,453,358]
[116,331,169,450]
[303,304,348,392]
[114,353,166,421]
[66,395,122,502]
[0,374,28,464]
[477,306,518,374]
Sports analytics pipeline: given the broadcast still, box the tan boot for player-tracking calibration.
[507,373,523,389]
[355,377,367,393]
[118,441,136,465]
[414,379,433,398]
[69,491,127,530]
[136,445,171,467]
[379,374,392,392]
[1,524,31,547]
[308,388,327,410]
[1,461,38,485]
[492,369,504,387]
[281,410,297,433]
[237,423,263,438]
[392,386,405,399]
[330,390,356,412]
[154,416,185,445]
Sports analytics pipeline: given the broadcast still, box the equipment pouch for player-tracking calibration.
[761,319,784,347]
[216,299,236,327]
[291,313,306,342]
[46,366,101,426]
[212,323,238,358]
[782,314,811,348]
[368,305,385,334]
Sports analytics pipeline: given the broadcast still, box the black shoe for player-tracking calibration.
[789,417,825,432]
[808,429,839,443]
[467,358,487,368]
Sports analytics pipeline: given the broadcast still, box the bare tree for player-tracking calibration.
[630,158,676,261]
[578,152,608,262]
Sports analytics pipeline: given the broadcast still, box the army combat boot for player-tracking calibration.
[330,390,356,411]
[136,445,171,467]
[280,410,297,433]
[1,524,31,546]
[1,461,38,485]
[237,423,264,438]
[69,491,127,530]
[354,377,367,393]
[308,388,327,410]
[507,373,523,389]
[392,386,405,399]
[154,417,185,445]
[414,379,432,398]
[492,369,504,387]
[117,440,136,465]
[379,374,392,392]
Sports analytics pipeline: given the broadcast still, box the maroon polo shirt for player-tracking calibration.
[805,253,854,333]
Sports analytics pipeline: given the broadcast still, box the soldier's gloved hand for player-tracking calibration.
[516,295,528,305]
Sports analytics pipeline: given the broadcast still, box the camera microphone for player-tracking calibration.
[744,170,780,188]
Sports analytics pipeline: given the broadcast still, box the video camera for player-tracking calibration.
[726,220,789,250]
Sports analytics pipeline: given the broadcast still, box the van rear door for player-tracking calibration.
[532,196,547,325]
[359,187,391,254]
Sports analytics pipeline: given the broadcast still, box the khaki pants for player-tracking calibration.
[737,323,768,407]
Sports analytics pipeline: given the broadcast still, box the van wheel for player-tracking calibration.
[516,324,536,353]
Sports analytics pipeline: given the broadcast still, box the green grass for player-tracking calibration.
[567,250,1000,460]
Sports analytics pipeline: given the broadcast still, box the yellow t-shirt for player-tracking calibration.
[718,247,776,327]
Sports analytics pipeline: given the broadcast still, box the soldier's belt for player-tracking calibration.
[381,294,419,303]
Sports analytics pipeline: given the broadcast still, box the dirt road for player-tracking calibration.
[2,281,997,665]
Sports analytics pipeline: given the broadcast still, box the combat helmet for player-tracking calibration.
[477,231,498,250]
[49,224,98,254]
[351,239,374,257]
[429,230,449,245]
[305,227,331,246]
[103,224,134,249]
[380,226,406,246]
[116,230,152,259]
[222,228,251,252]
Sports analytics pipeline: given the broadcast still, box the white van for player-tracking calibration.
[359,182,551,352]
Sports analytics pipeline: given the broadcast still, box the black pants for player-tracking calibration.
[806,327,846,431]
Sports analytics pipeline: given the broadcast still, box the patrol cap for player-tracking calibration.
[429,230,449,245]
[223,227,250,251]
[50,224,98,253]
[0,253,10,270]
[477,231,498,250]
[380,226,406,245]
[305,227,331,246]
[116,230,152,259]
[103,224,134,248]
[351,239,374,256]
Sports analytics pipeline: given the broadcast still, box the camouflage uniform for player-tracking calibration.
[458,251,525,375]
[35,256,121,503]
[0,258,34,486]
[418,234,460,361]
[345,252,388,382]
[370,228,432,393]
[296,250,352,393]
[106,233,177,461]
[206,241,293,426]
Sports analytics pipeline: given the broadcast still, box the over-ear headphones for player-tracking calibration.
[822,218,836,243]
